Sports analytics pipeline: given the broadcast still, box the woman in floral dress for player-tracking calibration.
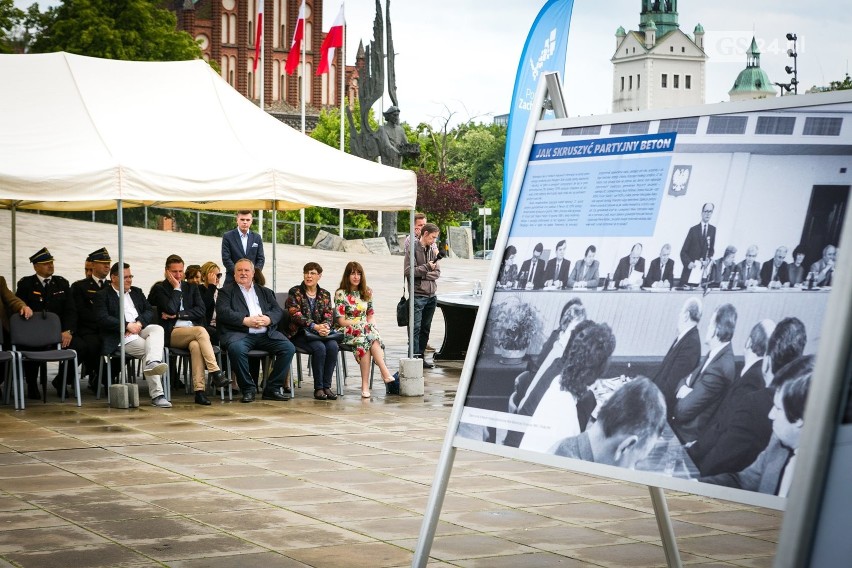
[334,261,398,398]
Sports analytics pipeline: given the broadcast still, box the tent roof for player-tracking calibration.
[0,52,416,212]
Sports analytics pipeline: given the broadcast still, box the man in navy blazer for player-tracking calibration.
[671,303,737,444]
[93,262,171,407]
[216,259,294,403]
[221,210,265,283]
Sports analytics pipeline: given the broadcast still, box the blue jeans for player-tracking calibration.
[411,295,437,357]
[227,334,295,393]
[291,333,340,390]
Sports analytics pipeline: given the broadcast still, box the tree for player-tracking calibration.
[30,0,201,61]
[0,0,24,53]
[415,170,481,229]
[808,74,852,93]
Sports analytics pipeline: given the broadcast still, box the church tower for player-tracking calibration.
[612,1,707,112]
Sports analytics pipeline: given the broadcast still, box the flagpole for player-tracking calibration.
[259,0,264,112]
[338,3,346,238]
[299,5,306,247]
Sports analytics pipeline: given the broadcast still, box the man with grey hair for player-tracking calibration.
[688,319,776,476]
[643,243,675,288]
[737,245,761,286]
[760,246,790,287]
[810,244,837,286]
[653,297,702,415]
[709,245,737,287]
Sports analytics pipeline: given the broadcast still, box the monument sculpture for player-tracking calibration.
[346,0,419,250]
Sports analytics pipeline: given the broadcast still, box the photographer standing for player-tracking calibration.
[404,223,441,367]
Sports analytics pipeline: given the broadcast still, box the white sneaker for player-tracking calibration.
[143,361,168,377]
[151,395,172,408]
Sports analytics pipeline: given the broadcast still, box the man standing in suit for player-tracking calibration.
[672,303,737,444]
[652,297,702,415]
[737,245,761,286]
[221,210,265,283]
[543,240,571,289]
[680,203,716,285]
[70,247,112,392]
[760,246,790,287]
[216,259,295,403]
[688,319,775,476]
[643,244,675,288]
[517,243,546,290]
[613,243,646,288]
[810,244,837,286]
[148,254,228,406]
[93,262,171,408]
[16,247,82,399]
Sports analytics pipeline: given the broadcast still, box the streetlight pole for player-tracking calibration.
[785,33,798,95]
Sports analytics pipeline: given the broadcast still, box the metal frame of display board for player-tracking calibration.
[413,74,852,567]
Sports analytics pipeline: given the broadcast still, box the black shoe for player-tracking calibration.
[322,388,338,400]
[195,391,212,406]
[422,361,436,369]
[209,371,229,388]
[314,389,328,400]
[241,390,256,403]
[27,386,41,400]
[262,389,290,401]
[51,376,70,398]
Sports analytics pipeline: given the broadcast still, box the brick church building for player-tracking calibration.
[172,0,358,130]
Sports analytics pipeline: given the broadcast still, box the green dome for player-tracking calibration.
[694,23,704,33]
[729,67,776,95]
[646,20,657,30]
[616,26,626,36]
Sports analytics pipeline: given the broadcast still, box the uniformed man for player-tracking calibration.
[16,247,79,399]
[71,247,111,392]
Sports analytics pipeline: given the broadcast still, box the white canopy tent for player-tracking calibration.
[0,52,416,210]
[0,52,420,360]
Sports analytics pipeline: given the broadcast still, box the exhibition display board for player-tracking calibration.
[414,74,852,566]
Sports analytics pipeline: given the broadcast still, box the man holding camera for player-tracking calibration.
[404,223,441,367]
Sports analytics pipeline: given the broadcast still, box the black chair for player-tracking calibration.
[0,324,23,410]
[98,348,170,403]
[338,343,375,391]
[165,343,223,395]
[10,313,81,407]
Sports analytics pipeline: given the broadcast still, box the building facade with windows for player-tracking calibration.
[173,0,355,129]
[611,1,707,112]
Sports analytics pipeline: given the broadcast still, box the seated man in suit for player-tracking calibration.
[643,243,675,288]
[567,245,600,288]
[93,262,171,408]
[653,297,702,415]
[543,240,570,289]
[613,243,646,289]
[551,377,666,469]
[708,245,738,288]
[701,357,813,497]
[760,246,790,288]
[216,258,295,403]
[148,254,228,406]
[221,210,265,284]
[809,244,837,286]
[688,319,775,476]
[517,243,546,290]
[737,245,761,287]
[671,303,737,444]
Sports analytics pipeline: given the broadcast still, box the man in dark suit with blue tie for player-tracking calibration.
[680,203,716,286]
[221,210,265,283]
[216,259,294,403]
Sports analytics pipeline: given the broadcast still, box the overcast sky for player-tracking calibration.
[15,0,852,129]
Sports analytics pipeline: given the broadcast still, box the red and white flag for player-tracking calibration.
[317,4,344,76]
[285,1,306,75]
[253,0,264,72]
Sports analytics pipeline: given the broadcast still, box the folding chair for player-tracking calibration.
[338,343,376,391]
[165,344,223,395]
[0,325,23,410]
[10,313,81,407]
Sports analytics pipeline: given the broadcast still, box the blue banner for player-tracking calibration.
[529,133,677,162]
[502,0,574,213]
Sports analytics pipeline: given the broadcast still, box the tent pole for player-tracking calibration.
[408,209,415,358]
[11,204,17,291]
[339,15,346,238]
[117,200,126,384]
[272,201,277,292]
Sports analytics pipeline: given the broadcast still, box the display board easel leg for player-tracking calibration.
[412,445,457,567]
[650,486,682,568]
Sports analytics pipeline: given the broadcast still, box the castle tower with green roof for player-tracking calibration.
[729,37,777,102]
[612,1,707,112]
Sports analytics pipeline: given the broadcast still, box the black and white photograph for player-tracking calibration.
[458,95,851,508]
